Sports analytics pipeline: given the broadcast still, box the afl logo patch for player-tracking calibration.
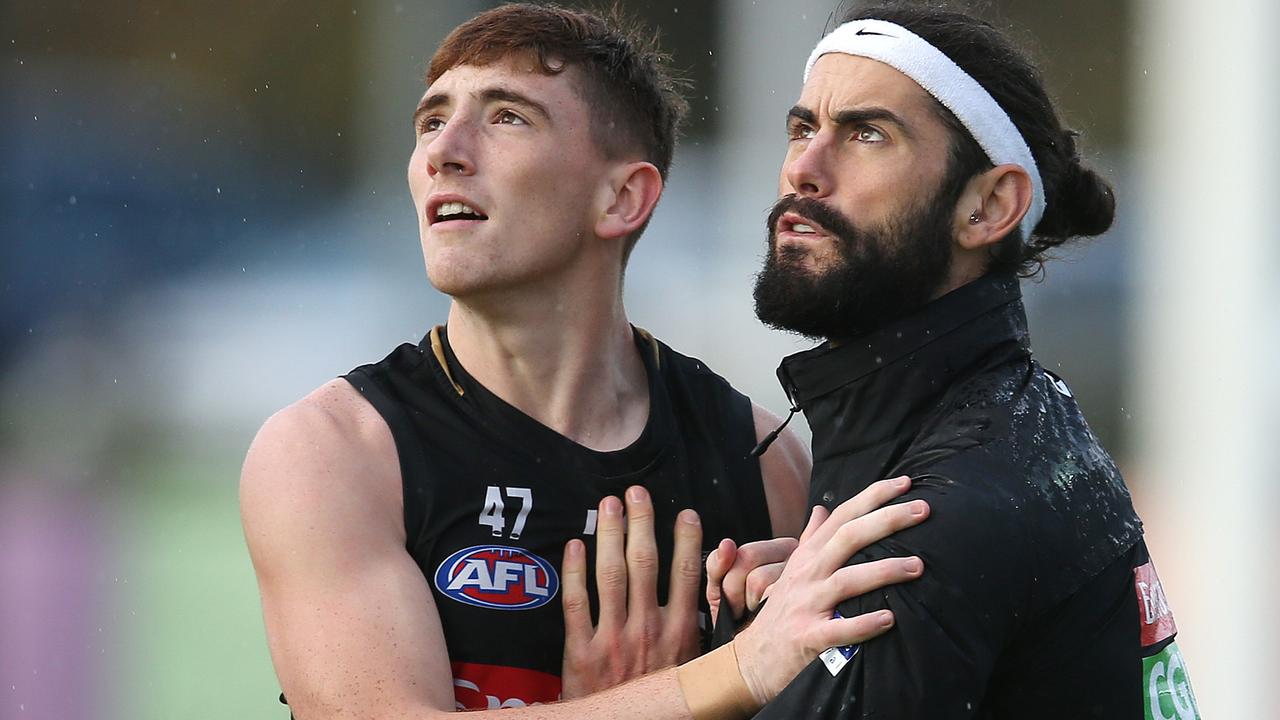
[434,545,559,610]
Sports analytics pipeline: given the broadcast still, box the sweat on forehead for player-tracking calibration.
[804,18,1045,241]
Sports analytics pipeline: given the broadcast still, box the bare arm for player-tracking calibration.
[242,382,920,719]
[242,382,698,719]
[241,381,458,717]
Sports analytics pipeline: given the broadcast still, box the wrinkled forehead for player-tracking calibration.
[799,53,936,119]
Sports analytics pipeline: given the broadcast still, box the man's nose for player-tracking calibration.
[783,136,834,198]
[425,118,477,178]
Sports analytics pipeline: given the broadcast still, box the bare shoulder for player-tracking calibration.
[751,402,813,538]
[240,379,404,571]
[241,381,458,715]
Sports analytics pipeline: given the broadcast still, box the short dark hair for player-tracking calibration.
[427,3,689,263]
[842,2,1117,277]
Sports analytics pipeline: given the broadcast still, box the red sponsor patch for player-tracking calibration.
[451,661,561,710]
[1134,561,1177,647]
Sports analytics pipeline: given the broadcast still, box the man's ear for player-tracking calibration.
[953,164,1034,250]
[594,161,663,240]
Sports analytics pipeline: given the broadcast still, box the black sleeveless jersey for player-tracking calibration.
[342,326,772,710]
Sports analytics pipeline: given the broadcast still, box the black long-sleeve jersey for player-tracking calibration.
[753,274,1199,719]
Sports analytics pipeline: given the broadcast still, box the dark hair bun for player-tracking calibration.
[1036,161,1116,239]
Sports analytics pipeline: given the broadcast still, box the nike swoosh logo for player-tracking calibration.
[855,28,894,37]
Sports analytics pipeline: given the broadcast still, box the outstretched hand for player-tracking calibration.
[731,476,930,704]
[560,486,703,699]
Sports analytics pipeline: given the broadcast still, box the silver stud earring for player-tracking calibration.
[968,210,982,225]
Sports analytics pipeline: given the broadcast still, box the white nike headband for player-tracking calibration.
[804,19,1045,240]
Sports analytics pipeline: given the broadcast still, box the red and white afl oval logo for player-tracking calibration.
[434,545,559,610]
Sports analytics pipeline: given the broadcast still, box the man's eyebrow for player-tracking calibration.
[787,104,914,139]
[478,87,551,122]
[413,86,553,127]
[787,105,817,126]
[832,107,913,138]
[413,92,449,126]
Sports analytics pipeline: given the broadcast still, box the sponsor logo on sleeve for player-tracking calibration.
[451,661,561,710]
[818,610,861,676]
[1134,561,1177,647]
[434,545,559,610]
[1143,641,1200,720]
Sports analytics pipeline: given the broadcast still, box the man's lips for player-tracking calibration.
[775,211,830,242]
[429,216,486,230]
[426,194,490,226]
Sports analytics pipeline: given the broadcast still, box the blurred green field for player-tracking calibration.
[110,452,281,720]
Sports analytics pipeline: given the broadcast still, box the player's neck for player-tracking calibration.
[445,288,650,452]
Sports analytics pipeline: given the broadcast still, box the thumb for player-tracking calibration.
[706,538,738,625]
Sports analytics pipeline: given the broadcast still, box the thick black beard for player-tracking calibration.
[752,193,955,340]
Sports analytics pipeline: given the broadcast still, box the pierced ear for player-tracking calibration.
[594,161,663,241]
[954,164,1034,251]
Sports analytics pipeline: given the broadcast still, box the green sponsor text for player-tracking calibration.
[1143,641,1200,720]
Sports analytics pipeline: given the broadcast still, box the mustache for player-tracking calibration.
[766,194,860,242]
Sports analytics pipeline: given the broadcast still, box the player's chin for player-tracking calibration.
[425,263,510,299]
[425,261,481,297]
[426,275,477,299]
